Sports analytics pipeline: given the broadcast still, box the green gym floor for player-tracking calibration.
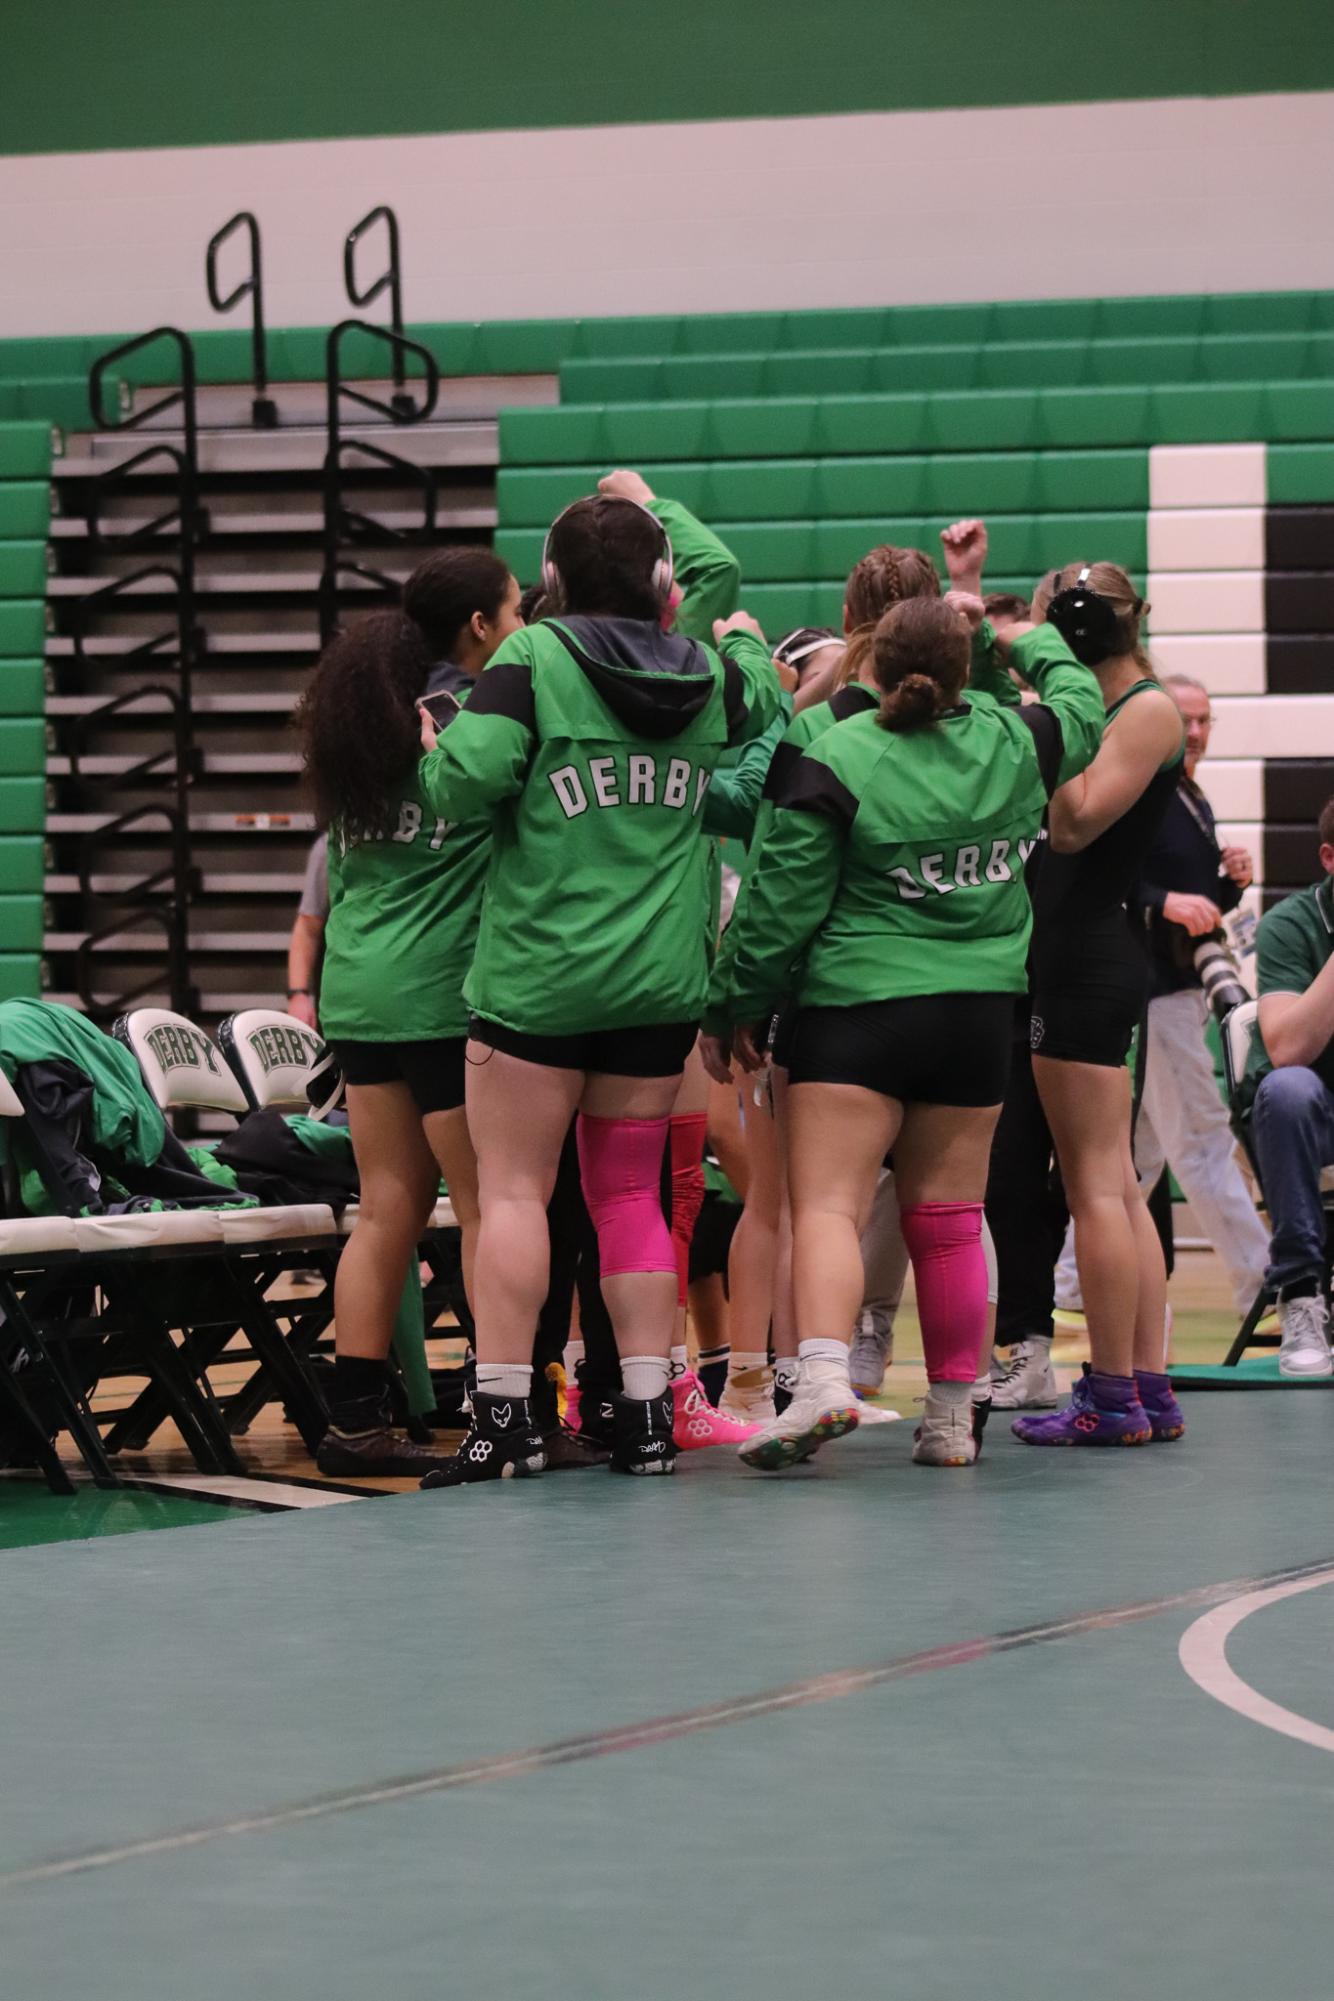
[4,1258,1331,1999]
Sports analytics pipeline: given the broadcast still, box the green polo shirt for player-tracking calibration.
[1239,877,1334,1115]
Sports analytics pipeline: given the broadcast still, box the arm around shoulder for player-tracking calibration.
[1047,685,1180,853]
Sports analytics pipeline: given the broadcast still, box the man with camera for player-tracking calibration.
[1121,674,1268,1309]
[1240,797,1334,1375]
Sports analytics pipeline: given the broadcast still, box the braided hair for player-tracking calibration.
[837,544,941,689]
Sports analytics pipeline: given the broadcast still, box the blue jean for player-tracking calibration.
[1251,1066,1334,1293]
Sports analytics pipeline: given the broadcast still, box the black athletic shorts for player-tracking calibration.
[1029,909,1148,1069]
[770,1004,797,1070]
[469,1016,697,1078]
[331,1036,466,1114]
[786,993,1013,1107]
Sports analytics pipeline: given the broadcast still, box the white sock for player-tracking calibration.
[621,1355,671,1400]
[727,1349,768,1378]
[476,1363,532,1399]
[926,1378,971,1408]
[669,1344,689,1381]
[798,1338,851,1395]
[971,1372,992,1405]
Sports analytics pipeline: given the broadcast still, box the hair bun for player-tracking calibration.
[880,672,944,732]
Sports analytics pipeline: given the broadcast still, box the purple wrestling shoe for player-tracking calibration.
[1133,1369,1186,1442]
[1012,1364,1152,1448]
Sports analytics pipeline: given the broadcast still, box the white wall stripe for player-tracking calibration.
[1149,445,1268,511]
[1149,634,1266,694]
[1148,510,1265,573]
[1148,572,1264,634]
[1,94,1333,337]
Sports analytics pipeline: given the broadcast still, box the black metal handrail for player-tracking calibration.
[319,320,441,643]
[73,329,203,1016]
[90,327,197,452]
[75,805,187,905]
[75,907,193,1018]
[343,206,412,410]
[84,443,205,549]
[206,211,277,428]
[67,684,184,787]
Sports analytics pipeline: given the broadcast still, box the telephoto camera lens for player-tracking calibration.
[1192,930,1248,1022]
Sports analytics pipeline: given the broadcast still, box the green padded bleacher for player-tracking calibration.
[499,382,1334,468]
[1269,443,1334,502]
[559,332,1334,405]
[0,778,45,831]
[0,424,58,479]
[1,288,1332,392]
[0,377,108,432]
[494,513,1146,587]
[0,663,45,716]
[0,426,49,1004]
[0,545,48,598]
[497,450,1152,526]
[0,896,43,951]
[0,485,51,540]
[0,720,45,776]
[0,604,46,656]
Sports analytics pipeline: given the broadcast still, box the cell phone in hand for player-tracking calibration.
[417,688,463,730]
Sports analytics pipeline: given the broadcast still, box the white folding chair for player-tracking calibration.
[217,1009,325,1114]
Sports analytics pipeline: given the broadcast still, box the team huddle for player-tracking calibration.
[298,468,1191,1487]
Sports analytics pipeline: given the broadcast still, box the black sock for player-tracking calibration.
[330,1356,390,1431]
[1278,1277,1319,1303]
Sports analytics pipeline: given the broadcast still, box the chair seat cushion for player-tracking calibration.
[72,1210,226,1253]
[0,1215,80,1258]
[217,1204,337,1244]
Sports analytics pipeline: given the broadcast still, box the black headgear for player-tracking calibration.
[1044,566,1140,667]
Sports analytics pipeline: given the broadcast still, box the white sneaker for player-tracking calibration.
[738,1381,859,1471]
[849,1309,892,1394]
[719,1364,777,1425]
[911,1392,978,1467]
[1278,1294,1334,1378]
[989,1339,1059,1409]
[853,1401,902,1425]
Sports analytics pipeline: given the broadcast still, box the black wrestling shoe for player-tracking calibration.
[609,1390,677,1476]
[543,1423,612,1470]
[972,1393,993,1458]
[317,1422,456,1479]
[420,1390,547,1488]
[576,1388,618,1449]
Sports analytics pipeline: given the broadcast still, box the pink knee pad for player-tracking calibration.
[899,1201,988,1383]
[576,1112,675,1277]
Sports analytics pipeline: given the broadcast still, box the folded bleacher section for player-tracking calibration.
[0,287,1330,1014]
[494,289,1334,909]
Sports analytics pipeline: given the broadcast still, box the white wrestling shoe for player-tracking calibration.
[911,1392,979,1467]
[989,1338,1059,1409]
[738,1379,860,1471]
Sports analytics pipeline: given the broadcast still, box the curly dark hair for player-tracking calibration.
[296,610,435,838]
[403,546,514,657]
[545,496,668,620]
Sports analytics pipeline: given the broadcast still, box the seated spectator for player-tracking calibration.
[1241,795,1334,1376]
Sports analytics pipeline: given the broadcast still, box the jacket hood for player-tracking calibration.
[548,616,714,740]
[424,657,474,703]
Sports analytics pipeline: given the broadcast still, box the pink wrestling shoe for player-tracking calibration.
[563,1379,582,1433]
[671,1369,762,1448]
